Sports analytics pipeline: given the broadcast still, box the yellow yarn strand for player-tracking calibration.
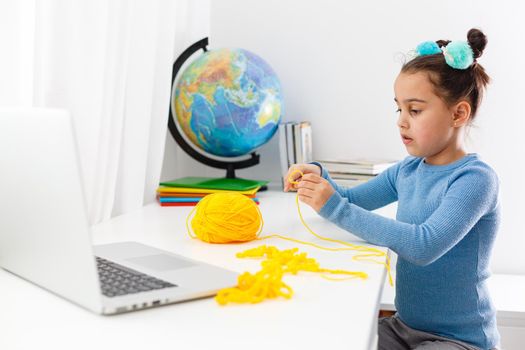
[285,170,393,286]
[185,172,393,305]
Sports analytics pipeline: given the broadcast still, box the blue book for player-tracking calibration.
[159,197,201,203]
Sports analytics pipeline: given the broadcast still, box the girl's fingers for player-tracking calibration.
[298,194,312,204]
[296,181,316,191]
[284,166,323,192]
[285,167,304,191]
[285,184,297,192]
[301,173,322,183]
[297,187,318,200]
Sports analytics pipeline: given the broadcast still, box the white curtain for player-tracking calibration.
[2,0,210,224]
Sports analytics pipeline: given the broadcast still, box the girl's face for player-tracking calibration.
[394,71,467,165]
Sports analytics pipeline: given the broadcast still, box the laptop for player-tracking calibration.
[0,108,238,315]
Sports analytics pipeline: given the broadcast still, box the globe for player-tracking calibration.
[172,48,283,158]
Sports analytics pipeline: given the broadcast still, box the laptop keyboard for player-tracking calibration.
[96,257,177,298]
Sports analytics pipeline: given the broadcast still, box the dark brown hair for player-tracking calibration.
[401,28,490,120]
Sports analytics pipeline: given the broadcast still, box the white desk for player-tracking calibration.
[0,191,394,350]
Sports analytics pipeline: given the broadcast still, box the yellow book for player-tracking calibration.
[157,186,260,196]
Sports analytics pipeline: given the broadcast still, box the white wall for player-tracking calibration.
[163,0,525,274]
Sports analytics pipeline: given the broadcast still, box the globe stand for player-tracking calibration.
[168,38,267,191]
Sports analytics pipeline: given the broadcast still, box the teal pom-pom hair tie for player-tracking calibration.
[415,40,474,70]
[415,41,441,56]
[442,41,474,69]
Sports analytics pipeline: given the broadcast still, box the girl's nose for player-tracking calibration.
[397,112,409,129]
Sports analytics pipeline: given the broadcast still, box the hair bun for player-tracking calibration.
[467,28,487,59]
[436,39,451,48]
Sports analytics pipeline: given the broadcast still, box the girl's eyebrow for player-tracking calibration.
[394,98,428,103]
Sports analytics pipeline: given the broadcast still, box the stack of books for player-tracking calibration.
[278,121,313,185]
[316,158,398,188]
[156,177,267,207]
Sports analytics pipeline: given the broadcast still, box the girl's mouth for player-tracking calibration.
[401,135,413,145]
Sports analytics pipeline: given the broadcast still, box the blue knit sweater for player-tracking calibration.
[317,154,500,350]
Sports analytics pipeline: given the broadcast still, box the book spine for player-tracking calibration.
[278,123,289,185]
[322,163,380,175]
[329,172,376,181]
[285,122,296,168]
[332,178,368,188]
[293,123,303,164]
[300,121,312,163]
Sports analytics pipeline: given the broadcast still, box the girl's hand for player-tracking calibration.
[296,173,335,212]
[284,163,321,192]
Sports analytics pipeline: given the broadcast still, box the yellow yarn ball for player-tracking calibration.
[189,192,263,244]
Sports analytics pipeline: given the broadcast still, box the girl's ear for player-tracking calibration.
[452,100,471,127]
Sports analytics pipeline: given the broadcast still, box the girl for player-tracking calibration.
[285,28,500,350]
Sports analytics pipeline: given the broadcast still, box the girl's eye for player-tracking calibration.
[396,108,421,115]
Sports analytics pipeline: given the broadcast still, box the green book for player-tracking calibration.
[159,177,268,191]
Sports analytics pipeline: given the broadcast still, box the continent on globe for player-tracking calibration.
[173,48,283,157]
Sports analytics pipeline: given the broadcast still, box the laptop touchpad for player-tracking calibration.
[126,254,195,271]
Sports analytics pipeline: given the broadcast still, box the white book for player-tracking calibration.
[293,123,303,164]
[278,123,289,183]
[332,178,368,188]
[299,121,313,163]
[285,122,296,167]
[319,158,397,175]
[329,172,376,181]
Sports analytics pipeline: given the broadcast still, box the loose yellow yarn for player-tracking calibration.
[186,171,393,305]
[215,245,367,305]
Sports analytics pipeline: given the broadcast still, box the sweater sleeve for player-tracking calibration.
[312,160,401,211]
[318,166,499,266]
